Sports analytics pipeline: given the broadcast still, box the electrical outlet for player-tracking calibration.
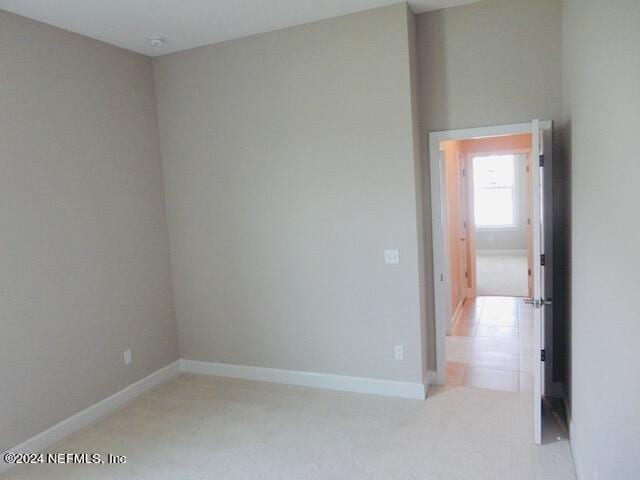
[123,349,132,365]
[394,344,404,360]
[384,249,400,264]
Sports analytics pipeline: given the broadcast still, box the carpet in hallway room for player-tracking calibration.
[1,374,575,480]
[476,255,528,297]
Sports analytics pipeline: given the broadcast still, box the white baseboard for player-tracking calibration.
[555,385,580,478]
[180,359,426,400]
[2,358,426,475]
[476,249,527,257]
[569,418,584,480]
[0,360,180,475]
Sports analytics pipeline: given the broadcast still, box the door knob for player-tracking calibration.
[523,298,552,307]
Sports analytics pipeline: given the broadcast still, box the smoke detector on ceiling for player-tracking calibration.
[147,36,167,48]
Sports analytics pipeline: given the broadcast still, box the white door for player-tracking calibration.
[527,119,552,444]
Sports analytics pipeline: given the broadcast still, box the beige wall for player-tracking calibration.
[417,0,562,132]
[153,4,426,383]
[0,11,178,452]
[562,1,640,477]
[416,0,562,369]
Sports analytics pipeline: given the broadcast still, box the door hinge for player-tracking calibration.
[539,154,544,167]
[540,349,546,362]
[528,268,531,276]
[540,254,546,266]
[465,271,468,279]
[463,220,467,229]
[462,168,466,177]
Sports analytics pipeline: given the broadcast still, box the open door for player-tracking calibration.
[526,119,553,444]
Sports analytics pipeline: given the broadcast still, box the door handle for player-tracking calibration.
[523,298,552,307]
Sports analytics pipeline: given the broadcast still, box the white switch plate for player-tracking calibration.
[394,345,404,360]
[384,249,400,264]
[123,349,132,365]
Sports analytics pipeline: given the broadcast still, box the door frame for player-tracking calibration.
[456,151,470,301]
[429,121,551,385]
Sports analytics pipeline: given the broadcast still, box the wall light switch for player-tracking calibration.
[123,349,132,365]
[384,249,400,264]
[394,345,405,360]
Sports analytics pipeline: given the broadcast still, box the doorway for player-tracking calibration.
[429,121,553,444]
[440,134,534,391]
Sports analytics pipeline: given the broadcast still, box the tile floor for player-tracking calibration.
[446,296,535,393]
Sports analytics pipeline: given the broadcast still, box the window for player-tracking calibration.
[472,154,517,228]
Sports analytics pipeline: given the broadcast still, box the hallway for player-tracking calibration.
[446,297,534,392]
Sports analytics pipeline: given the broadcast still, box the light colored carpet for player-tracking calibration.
[477,255,528,297]
[2,374,575,480]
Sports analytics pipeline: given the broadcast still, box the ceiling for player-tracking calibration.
[0,0,481,57]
